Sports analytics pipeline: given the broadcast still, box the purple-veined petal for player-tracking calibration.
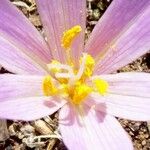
[87,72,150,121]
[0,96,66,121]
[85,0,149,59]
[0,74,44,101]
[94,1,150,74]
[0,37,47,74]
[36,0,86,64]
[59,104,133,150]
[0,0,51,74]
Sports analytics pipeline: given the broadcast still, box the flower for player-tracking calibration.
[0,0,150,149]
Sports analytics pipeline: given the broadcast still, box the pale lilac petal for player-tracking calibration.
[93,72,150,97]
[0,0,51,74]
[36,0,86,64]
[0,97,66,121]
[59,104,133,150]
[94,2,150,74]
[0,37,47,74]
[87,73,150,121]
[85,0,149,59]
[0,74,44,101]
[87,93,150,121]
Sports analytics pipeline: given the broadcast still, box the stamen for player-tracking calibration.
[42,76,58,96]
[75,53,87,80]
[93,79,109,95]
[68,53,95,87]
[61,25,82,49]
[80,54,95,80]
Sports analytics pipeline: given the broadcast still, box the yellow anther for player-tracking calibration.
[61,25,82,49]
[43,76,58,96]
[93,79,109,95]
[84,54,95,76]
[71,81,92,105]
[85,54,95,66]
[80,54,95,80]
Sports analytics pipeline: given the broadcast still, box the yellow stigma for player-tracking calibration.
[93,79,109,95]
[42,76,58,96]
[61,25,82,49]
[71,81,92,105]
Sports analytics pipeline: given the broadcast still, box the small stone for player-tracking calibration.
[142,140,146,146]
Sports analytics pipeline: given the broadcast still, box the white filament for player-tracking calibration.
[68,53,87,85]
[55,72,72,78]
[74,53,87,80]
[47,63,72,72]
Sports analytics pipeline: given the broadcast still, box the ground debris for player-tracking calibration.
[33,120,53,135]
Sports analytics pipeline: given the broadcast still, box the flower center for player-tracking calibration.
[42,26,109,105]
